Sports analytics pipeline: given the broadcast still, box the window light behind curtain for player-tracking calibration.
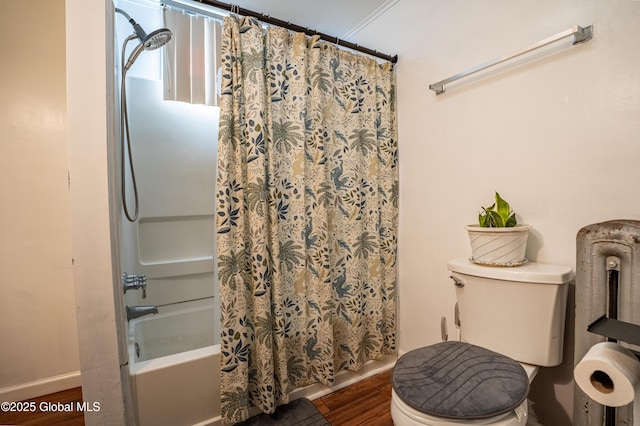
[163,7,222,106]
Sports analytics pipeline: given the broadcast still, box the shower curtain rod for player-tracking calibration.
[182,0,398,63]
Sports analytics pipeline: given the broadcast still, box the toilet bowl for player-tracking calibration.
[390,258,573,426]
[391,391,527,426]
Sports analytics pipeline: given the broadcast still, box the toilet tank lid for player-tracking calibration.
[448,258,574,284]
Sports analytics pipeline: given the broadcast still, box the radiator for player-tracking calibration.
[575,220,640,426]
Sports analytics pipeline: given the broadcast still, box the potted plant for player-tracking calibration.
[466,192,531,266]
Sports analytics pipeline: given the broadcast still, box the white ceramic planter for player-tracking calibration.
[466,224,531,266]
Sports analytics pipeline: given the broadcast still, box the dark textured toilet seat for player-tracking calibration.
[392,341,529,420]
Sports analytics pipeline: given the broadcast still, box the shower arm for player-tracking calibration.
[114,7,133,21]
[115,7,146,41]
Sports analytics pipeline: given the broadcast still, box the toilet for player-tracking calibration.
[391,258,574,426]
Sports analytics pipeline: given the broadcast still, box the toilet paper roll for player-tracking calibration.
[574,341,640,407]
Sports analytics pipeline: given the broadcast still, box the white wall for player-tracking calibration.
[0,0,81,401]
[352,0,640,424]
[66,0,130,424]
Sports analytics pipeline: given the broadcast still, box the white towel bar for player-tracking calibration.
[429,25,593,95]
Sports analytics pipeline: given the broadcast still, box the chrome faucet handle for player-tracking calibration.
[141,275,147,299]
[123,273,140,284]
[123,281,140,292]
[122,272,147,296]
[122,273,135,292]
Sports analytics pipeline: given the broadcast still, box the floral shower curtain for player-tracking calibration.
[216,15,398,424]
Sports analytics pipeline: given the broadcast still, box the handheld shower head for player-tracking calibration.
[121,27,172,71]
[141,28,173,50]
[115,7,173,62]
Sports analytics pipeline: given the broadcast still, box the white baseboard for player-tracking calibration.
[290,355,397,402]
[0,371,82,402]
[192,416,221,426]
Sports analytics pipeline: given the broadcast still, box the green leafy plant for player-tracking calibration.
[478,192,517,227]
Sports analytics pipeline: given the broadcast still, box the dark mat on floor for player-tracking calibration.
[235,398,330,426]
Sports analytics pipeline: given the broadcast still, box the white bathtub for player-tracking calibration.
[128,304,221,426]
[128,303,396,426]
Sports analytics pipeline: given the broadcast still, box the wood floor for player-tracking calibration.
[313,370,393,426]
[0,370,393,426]
[0,387,84,426]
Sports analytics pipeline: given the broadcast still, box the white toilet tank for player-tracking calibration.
[447,258,574,367]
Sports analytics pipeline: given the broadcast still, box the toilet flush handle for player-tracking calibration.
[450,275,465,287]
[440,317,448,341]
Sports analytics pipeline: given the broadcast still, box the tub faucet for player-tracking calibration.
[122,272,147,298]
[126,305,158,321]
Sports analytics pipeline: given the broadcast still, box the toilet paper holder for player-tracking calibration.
[588,315,640,360]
